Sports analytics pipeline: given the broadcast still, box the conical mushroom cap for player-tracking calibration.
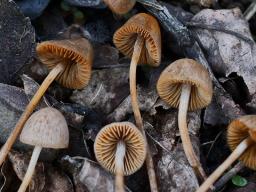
[227,115,256,170]
[157,58,213,111]
[36,38,93,89]
[94,122,146,175]
[20,107,69,149]
[113,13,161,67]
[103,0,136,15]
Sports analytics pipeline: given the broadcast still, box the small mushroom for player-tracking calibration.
[157,58,213,180]
[103,0,136,15]
[197,115,256,192]
[0,38,93,165]
[17,107,69,192]
[113,13,161,191]
[94,122,146,192]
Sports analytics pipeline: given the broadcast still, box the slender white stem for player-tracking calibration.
[18,146,42,192]
[178,84,206,180]
[197,137,253,192]
[115,141,126,192]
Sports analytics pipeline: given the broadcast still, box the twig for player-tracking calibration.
[244,1,256,21]
[213,162,244,191]
[138,0,245,121]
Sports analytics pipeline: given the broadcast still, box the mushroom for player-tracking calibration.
[0,38,93,165]
[18,107,69,192]
[197,115,256,192]
[157,58,213,180]
[103,0,136,15]
[94,122,146,192]
[113,13,161,191]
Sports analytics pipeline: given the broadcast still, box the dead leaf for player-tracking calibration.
[107,85,159,122]
[190,8,256,103]
[8,150,45,192]
[43,166,74,192]
[143,108,201,191]
[71,67,130,116]
[0,159,20,192]
[61,156,132,192]
[8,150,74,192]
[186,0,213,7]
[0,83,28,148]
[0,0,35,84]
[21,74,50,108]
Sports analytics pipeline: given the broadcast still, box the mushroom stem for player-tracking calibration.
[178,84,206,180]
[0,64,64,166]
[115,141,126,192]
[197,137,253,192]
[130,36,158,192]
[18,146,42,192]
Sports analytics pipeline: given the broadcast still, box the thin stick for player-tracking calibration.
[115,141,126,192]
[178,84,206,180]
[197,137,253,192]
[130,35,158,192]
[18,146,42,192]
[0,64,64,166]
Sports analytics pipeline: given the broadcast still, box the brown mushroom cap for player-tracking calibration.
[94,122,146,175]
[103,0,136,15]
[113,13,161,67]
[36,38,93,89]
[20,107,69,149]
[227,115,256,170]
[157,58,213,111]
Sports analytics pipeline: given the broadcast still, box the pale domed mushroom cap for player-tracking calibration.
[113,13,161,67]
[36,38,93,89]
[228,115,256,170]
[157,58,213,111]
[94,122,146,175]
[20,107,69,149]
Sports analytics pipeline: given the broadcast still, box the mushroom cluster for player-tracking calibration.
[1,2,255,192]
